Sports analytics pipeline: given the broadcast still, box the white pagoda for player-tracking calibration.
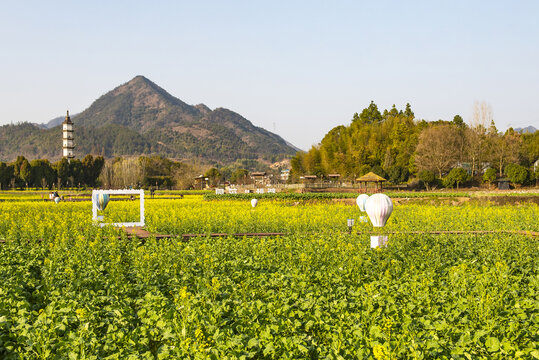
[62,110,74,159]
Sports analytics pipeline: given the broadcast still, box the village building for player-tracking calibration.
[250,171,270,185]
[280,169,290,182]
[497,178,511,190]
[194,175,209,189]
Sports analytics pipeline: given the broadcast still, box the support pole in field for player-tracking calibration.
[347,218,355,234]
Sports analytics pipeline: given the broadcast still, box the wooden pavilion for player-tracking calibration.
[301,175,318,184]
[327,174,341,184]
[355,172,386,192]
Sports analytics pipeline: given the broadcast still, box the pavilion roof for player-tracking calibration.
[355,172,386,182]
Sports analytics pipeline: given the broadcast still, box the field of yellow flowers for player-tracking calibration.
[0,193,538,359]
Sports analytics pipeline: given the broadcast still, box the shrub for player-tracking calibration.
[443,167,469,189]
[505,164,529,186]
[418,170,435,190]
[388,166,410,185]
[371,165,387,179]
[483,168,497,184]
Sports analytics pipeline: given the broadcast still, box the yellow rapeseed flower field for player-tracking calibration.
[0,193,537,358]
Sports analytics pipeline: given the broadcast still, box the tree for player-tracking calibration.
[0,162,14,190]
[483,168,497,186]
[98,160,115,189]
[303,146,325,177]
[404,103,414,118]
[415,124,461,178]
[55,158,71,187]
[12,156,28,188]
[19,159,31,188]
[82,155,96,186]
[12,156,27,177]
[452,115,465,128]
[30,159,56,189]
[485,128,521,177]
[371,165,386,179]
[172,162,204,190]
[230,168,249,184]
[443,167,468,189]
[466,101,491,176]
[387,165,409,184]
[204,168,221,187]
[505,164,528,186]
[356,101,383,124]
[114,158,144,188]
[418,170,435,190]
[521,131,539,167]
[91,156,105,186]
[69,159,84,188]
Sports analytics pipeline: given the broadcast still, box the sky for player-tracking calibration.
[1,1,538,150]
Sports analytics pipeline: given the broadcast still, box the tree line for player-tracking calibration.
[0,153,279,191]
[291,101,539,188]
[98,156,268,190]
[0,155,104,190]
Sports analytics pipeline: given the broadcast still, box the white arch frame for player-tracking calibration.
[92,189,145,227]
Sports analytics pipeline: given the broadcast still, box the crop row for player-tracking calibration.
[0,199,537,242]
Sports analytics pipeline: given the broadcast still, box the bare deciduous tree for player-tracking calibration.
[173,162,204,189]
[98,157,143,188]
[467,101,492,176]
[415,124,461,178]
[486,129,522,177]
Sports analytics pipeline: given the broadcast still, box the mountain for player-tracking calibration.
[42,116,65,129]
[515,126,537,134]
[0,76,298,164]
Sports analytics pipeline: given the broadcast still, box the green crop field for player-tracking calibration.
[0,193,537,359]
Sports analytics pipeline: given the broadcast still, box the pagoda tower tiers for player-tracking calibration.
[62,110,74,159]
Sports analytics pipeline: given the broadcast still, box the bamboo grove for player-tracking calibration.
[290,102,539,186]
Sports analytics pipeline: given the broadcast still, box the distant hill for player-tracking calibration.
[0,76,297,164]
[40,116,65,129]
[515,126,537,134]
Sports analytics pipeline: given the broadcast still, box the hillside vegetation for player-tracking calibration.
[0,76,297,165]
[291,102,539,187]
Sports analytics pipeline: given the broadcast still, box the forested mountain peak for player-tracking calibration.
[72,75,201,131]
[0,76,297,164]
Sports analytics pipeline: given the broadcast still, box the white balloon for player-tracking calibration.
[54,197,61,204]
[356,194,369,212]
[251,198,258,208]
[365,193,393,227]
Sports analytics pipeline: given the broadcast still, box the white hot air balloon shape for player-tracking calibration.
[365,193,393,227]
[93,193,110,211]
[54,197,61,204]
[251,198,258,208]
[356,194,369,212]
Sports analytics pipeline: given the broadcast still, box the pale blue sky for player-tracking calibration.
[1,1,538,150]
